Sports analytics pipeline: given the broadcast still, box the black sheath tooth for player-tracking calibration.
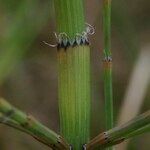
[72,40,78,47]
[80,38,84,45]
[60,41,65,48]
[85,39,90,45]
[82,144,87,150]
[57,43,61,50]
[57,37,90,50]
[103,56,113,62]
[66,41,71,49]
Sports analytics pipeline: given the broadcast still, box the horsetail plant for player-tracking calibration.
[53,0,93,149]
[0,98,150,149]
[103,0,114,149]
[0,0,150,150]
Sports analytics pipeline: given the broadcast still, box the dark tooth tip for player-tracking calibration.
[57,43,61,50]
[57,37,90,50]
[80,38,84,45]
[73,40,78,47]
[60,41,65,48]
[66,41,70,48]
[85,39,90,45]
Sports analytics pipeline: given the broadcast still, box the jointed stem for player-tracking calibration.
[0,98,69,150]
[54,0,91,149]
[103,1,114,150]
[85,110,150,149]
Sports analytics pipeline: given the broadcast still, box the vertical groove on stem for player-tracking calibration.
[54,0,85,38]
[103,0,114,150]
[58,46,90,149]
[103,61,113,130]
[54,0,91,149]
[103,0,112,57]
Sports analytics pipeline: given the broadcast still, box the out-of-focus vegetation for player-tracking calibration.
[0,0,149,149]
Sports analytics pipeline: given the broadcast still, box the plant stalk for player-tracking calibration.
[85,110,150,149]
[0,98,69,149]
[103,1,114,150]
[102,1,115,150]
[54,0,91,149]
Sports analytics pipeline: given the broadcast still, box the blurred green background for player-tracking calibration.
[0,0,150,149]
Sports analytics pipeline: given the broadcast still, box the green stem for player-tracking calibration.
[0,98,69,149]
[58,46,91,149]
[126,124,150,138]
[103,61,113,129]
[54,0,85,38]
[103,1,114,150]
[103,0,111,57]
[0,112,29,133]
[54,0,91,149]
[85,110,150,149]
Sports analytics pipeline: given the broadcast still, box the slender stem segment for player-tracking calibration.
[85,110,150,149]
[103,0,112,57]
[103,2,114,150]
[0,98,69,150]
[54,0,85,38]
[54,0,91,149]
[103,60,113,129]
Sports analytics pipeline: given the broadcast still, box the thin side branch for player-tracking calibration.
[0,98,70,150]
[0,112,30,133]
[85,110,150,149]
